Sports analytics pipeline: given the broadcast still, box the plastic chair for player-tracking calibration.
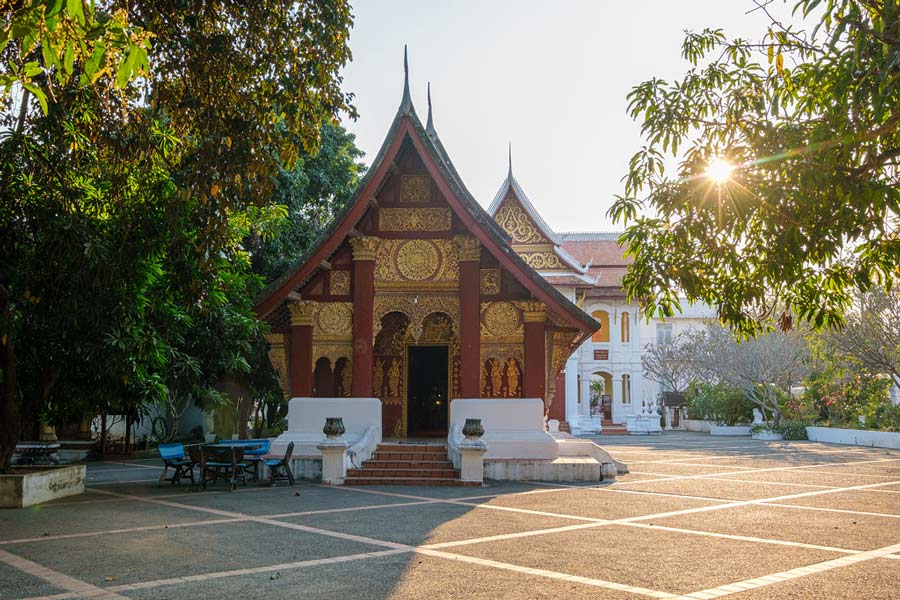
[264,442,295,487]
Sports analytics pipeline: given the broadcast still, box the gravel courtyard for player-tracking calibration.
[2,433,899,599]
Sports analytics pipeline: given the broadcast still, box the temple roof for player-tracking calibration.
[255,49,597,337]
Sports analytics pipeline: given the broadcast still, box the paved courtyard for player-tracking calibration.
[2,433,899,599]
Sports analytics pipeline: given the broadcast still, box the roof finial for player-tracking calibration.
[426,82,435,134]
[400,45,413,114]
[508,141,513,179]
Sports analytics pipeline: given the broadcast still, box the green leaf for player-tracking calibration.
[63,42,74,74]
[22,83,48,114]
[67,0,85,26]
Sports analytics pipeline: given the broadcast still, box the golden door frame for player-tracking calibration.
[401,340,452,438]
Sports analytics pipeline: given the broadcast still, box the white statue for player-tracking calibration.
[752,408,764,424]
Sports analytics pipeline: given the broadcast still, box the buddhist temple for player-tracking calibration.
[255,50,598,437]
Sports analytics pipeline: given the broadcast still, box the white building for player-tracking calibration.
[487,165,716,433]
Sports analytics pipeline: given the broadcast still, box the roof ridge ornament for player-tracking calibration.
[508,141,513,179]
[400,45,413,115]
[426,81,435,135]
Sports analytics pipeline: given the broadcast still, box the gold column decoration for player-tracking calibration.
[452,235,481,262]
[264,332,290,398]
[288,300,318,326]
[521,300,546,323]
[349,236,380,261]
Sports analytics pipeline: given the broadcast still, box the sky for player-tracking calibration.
[339,0,785,232]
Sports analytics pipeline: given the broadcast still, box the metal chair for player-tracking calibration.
[204,446,248,491]
[264,442,295,487]
[157,443,195,485]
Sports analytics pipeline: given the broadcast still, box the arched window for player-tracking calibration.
[591,310,610,343]
[622,374,631,404]
[621,311,630,343]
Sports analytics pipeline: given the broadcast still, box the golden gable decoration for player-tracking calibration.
[494,196,547,244]
[330,270,350,295]
[400,174,431,202]
[481,301,523,340]
[379,208,451,232]
[314,302,353,340]
[518,251,567,271]
[480,268,500,295]
[374,239,459,290]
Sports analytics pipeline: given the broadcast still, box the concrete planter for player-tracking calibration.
[684,419,711,433]
[0,465,86,508]
[806,426,900,450]
[752,430,784,441]
[709,424,751,436]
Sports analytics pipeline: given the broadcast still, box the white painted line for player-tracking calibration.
[674,541,900,599]
[0,548,129,599]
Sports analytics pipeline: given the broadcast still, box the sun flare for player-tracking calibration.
[706,157,734,184]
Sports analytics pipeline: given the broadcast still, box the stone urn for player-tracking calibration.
[462,418,484,441]
[323,417,346,439]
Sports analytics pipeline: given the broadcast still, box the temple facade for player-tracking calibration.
[486,169,717,431]
[255,58,597,438]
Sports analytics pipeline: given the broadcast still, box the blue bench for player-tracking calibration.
[158,443,195,485]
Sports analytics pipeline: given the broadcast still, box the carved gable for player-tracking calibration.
[493,194,551,245]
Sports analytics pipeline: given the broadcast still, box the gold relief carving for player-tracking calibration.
[288,300,318,326]
[314,302,353,340]
[494,196,547,244]
[420,312,454,344]
[341,360,352,397]
[373,295,459,341]
[374,358,385,397]
[480,269,500,295]
[312,342,352,370]
[349,236,380,261]
[520,301,546,323]
[379,208,451,232]
[452,235,481,262]
[481,302,522,339]
[374,239,458,289]
[400,174,432,202]
[264,333,289,398]
[330,270,350,295]
[481,343,524,366]
[506,357,521,397]
[519,251,566,271]
[396,239,440,280]
[388,358,402,398]
[489,358,503,397]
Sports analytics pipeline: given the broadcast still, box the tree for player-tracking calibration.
[249,121,366,284]
[703,325,810,424]
[826,287,900,403]
[610,0,900,336]
[641,329,708,395]
[0,0,355,470]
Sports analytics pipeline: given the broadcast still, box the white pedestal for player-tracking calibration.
[317,439,348,485]
[459,439,487,483]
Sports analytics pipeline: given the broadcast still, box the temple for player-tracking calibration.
[255,50,598,438]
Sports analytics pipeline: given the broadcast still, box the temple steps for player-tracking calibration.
[601,420,628,435]
[344,443,477,486]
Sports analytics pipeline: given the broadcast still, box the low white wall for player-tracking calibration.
[450,398,557,460]
[684,419,711,433]
[1,465,85,508]
[709,424,751,436]
[806,427,900,449]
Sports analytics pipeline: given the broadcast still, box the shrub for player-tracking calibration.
[686,382,754,426]
[774,420,809,440]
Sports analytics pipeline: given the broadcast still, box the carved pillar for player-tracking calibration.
[548,371,569,431]
[454,235,481,398]
[350,236,379,397]
[523,301,547,402]
[264,333,290,399]
[288,301,317,397]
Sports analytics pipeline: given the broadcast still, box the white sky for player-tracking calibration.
[340,0,781,232]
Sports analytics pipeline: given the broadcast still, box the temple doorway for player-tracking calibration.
[406,345,449,437]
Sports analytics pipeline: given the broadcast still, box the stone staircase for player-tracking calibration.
[601,420,628,435]
[344,443,480,486]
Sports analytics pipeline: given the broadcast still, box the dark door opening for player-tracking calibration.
[406,345,449,437]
